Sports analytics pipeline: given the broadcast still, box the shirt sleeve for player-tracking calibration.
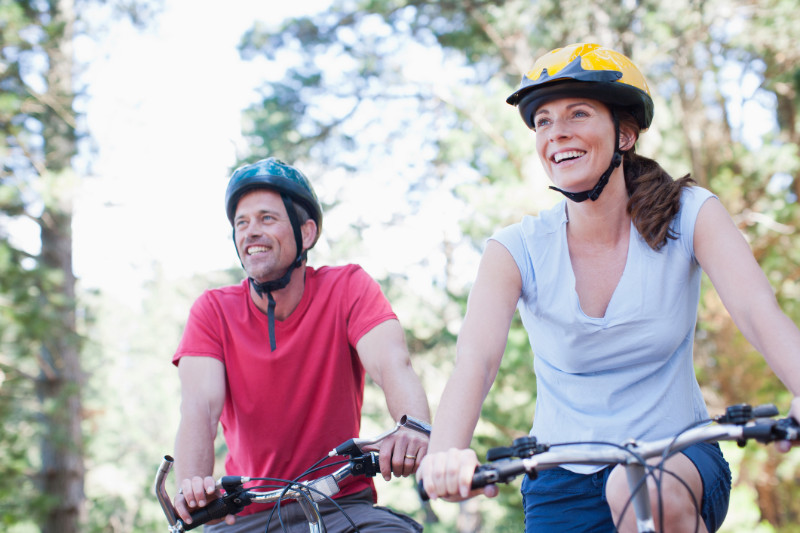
[172,291,225,366]
[490,222,534,293]
[677,186,717,263]
[344,266,398,347]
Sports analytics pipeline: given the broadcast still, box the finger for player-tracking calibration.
[402,450,417,477]
[391,435,414,478]
[174,493,192,522]
[191,477,207,507]
[419,456,440,501]
[412,443,428,471]
[378,440,393,481]
[180,480,198,509]
[445,450,463,498]
[459,458,474,498]
[204,476,217,497]
[392,444,407,478]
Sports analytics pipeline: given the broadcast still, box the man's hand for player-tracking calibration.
[366,426,429,481]
[174,475,235,527]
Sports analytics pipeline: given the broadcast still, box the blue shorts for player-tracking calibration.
[520,442,731,532]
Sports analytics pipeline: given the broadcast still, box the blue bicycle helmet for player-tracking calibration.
[225,157,324,351]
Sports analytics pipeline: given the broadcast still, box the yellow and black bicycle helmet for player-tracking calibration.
[507,43,654,202]
[507,43,654,132]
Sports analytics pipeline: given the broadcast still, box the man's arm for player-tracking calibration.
[173,356,231,525]
[356,319,431,481]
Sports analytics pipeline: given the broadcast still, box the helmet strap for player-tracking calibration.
[249,263,298,352]
[549,109,622,203]
[244,192,308,351]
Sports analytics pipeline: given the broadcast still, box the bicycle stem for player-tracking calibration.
[624,461,656,533]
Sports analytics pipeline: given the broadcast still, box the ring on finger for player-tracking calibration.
[404,454,417,460]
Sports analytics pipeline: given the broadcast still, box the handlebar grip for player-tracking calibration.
[741,417,800,444]
[752,404,780,418]
[183,497,241,531]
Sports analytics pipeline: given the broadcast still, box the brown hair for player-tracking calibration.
[619,113,694,251]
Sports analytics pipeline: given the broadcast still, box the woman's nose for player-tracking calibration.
[547,118,572,140]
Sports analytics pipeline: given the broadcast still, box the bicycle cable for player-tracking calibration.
[548,440,701,532]
[267,456,361,532]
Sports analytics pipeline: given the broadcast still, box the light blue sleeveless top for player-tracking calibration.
[491,186,715,473]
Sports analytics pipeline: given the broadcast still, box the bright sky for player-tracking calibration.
[72,0,332,298]
[71,0,487,305]
[18,1,777,305]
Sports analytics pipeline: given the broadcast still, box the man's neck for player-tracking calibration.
[249,265,307,320]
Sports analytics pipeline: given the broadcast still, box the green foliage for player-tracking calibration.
[4,0,800,531]
[1,1,164,531]
[233,0,800,530]
[79,266,244,532]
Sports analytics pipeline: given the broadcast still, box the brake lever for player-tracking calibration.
[328,414,431,457]
[329,422,402,457]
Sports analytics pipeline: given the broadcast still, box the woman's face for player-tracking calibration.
[534,97,617,193]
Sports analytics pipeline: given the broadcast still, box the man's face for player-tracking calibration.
[233,189,297,282]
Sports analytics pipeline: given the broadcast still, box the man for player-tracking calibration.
[172,157,430,532]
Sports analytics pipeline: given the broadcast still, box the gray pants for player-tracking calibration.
[204,489,423,533]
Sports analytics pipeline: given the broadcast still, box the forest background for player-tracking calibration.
[2,0,800,531]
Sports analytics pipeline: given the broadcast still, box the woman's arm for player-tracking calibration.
[694,197,800,425]
[418,240,523,499]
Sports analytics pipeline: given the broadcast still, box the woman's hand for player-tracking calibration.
[776,396,800,453]
[417,448,498,501]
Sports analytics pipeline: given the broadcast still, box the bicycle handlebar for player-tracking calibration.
[155,415,431,532]
[417,404,799,502]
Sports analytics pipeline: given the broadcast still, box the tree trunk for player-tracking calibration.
[36,0,85,531]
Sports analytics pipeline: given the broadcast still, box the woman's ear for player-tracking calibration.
[618,118,639,152]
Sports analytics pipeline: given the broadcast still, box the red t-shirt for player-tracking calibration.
[173,265,397,515]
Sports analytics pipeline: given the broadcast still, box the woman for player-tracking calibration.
[417,43,800,532]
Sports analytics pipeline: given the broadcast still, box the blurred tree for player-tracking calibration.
[0,1,161,531]
[234,0,800,530]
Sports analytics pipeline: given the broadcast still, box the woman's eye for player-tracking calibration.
[535,117,550,128]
